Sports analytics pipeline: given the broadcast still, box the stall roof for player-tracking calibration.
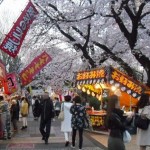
[75,66,150,99]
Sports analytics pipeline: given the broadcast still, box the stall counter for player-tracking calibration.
[87,109,136,134]
[87,110,108,131]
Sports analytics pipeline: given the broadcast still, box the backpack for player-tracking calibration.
[134,114,149,130]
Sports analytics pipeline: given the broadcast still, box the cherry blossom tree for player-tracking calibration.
[1,0,149,91]
[0,51,22,73]
[28,0,150,87]
[109,0,150,86]
[0,15,22,73]
[0,0,3,5]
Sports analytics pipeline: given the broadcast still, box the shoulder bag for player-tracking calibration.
[58,103,64,121]
[134,109,149,130]
[123,130,132,143]
[113,113,132,143]
[84,113,93,131]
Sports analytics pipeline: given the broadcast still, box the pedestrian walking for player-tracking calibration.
[0,113,3,138]
[10,99,18,132]
[15,95,20,121]
[31,96,36,119]
[33,96,41,120]
[60,95,72,147]
[20,97,29,130]
[105,95,126,150]
[136,93,150,150]
[39,93,55,144]
[54,97,61,117]
[70,95,88,150]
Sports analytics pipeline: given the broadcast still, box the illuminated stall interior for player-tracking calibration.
[75,66,150,110]
[74,66,150,131]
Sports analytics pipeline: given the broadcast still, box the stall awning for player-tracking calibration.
[75,66,149,99]
[76,67,107,85]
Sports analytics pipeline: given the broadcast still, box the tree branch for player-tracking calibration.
[124,4,135,21]
[48,3,95,23]
[93,40,136,77]
[136,2,145,19]
[83,24,91,49]
[140,11,150,20]
[111,7,130,39]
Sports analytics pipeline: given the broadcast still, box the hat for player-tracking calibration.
[41,93,50,100]
[0,95,4,101]
[64,95,71,102]
[12,100,17,104]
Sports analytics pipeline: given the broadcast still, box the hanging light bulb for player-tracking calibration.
[92,92,95,97]
[77,85,81,89]
[98,95,102,101]
[96,94,99,99]
[111,86,116,91]
[94,83,101,89]
[82,87,86,92]
[87,89,90,95]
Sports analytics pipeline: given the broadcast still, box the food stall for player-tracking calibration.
[0,60,19,139]
[0,60,7,139]
[75,66,150,132]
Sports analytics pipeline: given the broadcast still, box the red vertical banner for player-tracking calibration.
[0,1,38,58]
[19,51,52,86]
[0,60,6,88]
[4,73,18,95]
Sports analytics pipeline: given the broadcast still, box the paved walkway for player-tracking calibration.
[1,107,148,150]
[0,108,106,150]
[89,132,139,150]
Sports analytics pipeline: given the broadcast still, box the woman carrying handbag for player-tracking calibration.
[60,95,72,147]
[105,95,128,150]
[70,95,88,150]
[136,93,150,150]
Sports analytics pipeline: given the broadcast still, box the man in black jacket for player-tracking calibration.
[39,94,55,144]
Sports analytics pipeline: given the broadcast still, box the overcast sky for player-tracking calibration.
[0,0,28,33]
[0,0,28,10]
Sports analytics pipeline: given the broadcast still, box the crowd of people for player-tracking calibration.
[1,91,150,150]
[0,94,31,139]
[105,93,150,150]
[38,93,89,150]
[0,92,90,150]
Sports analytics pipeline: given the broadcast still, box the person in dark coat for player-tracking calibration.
[10,99,18,131]
[70,96,88,150]
[33,96,41,120]
[15,95,20,121]
[105,95,126,150]
[54,97,61,117]
[39,94,55,144]
[31,96,36,119]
